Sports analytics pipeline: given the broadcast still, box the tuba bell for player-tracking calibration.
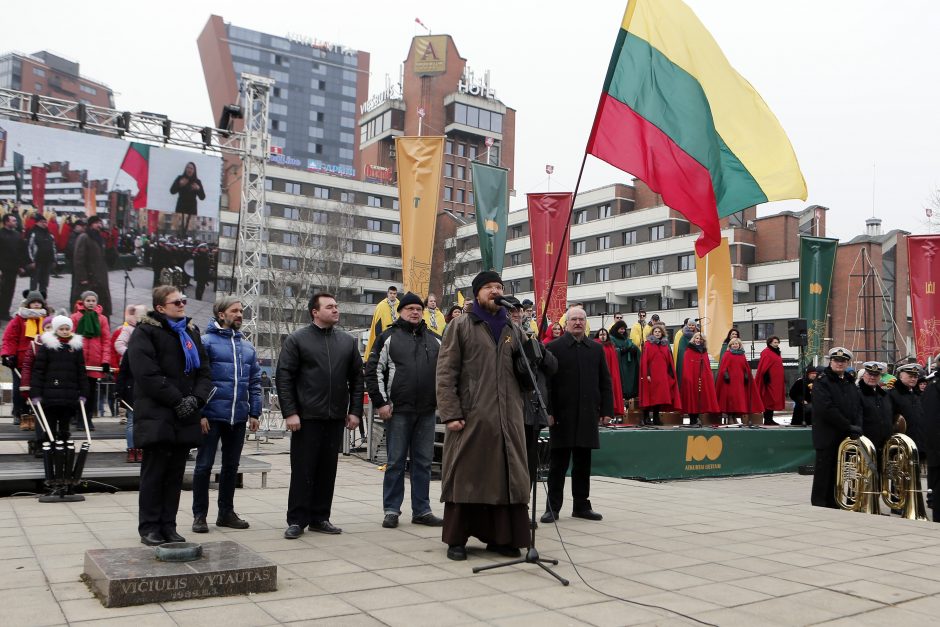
[881,433,928,520]
[835,435,881,514]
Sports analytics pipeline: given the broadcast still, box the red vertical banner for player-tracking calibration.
[908,235,940,366]
[527,192,573,331]
[30,166,46,211]
[147,209,159,235]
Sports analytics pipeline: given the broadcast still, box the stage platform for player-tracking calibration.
[591,425,813,481]
[0,451,271,495]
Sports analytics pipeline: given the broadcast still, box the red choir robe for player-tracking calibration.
[716,350,764,414]
[755,346,786,411]
[680,345,719,414]
[597,339,626,416]
[639,338,681,410]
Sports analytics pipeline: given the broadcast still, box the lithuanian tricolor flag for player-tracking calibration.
[587,0,806,256]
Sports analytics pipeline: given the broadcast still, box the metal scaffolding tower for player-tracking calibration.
[0,78,273,354]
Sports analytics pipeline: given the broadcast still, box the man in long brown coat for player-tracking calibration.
[436,270,530,561]
[70,216,112,317]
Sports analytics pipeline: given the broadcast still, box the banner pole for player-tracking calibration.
[539,153,588,334]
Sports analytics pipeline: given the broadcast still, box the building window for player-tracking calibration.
[456,189,465,203]
[281,257,299,270]
[621,262,636,278]
[367,195,382,208]
[688,293,699,308]
[392,222,400,234]
[79,83,97,95]
[469,146,478,160]
[221,224,238,238]
[285,182,301,195]
[755,322,775,341]
[650,225,666,241]
[756,284,776,302]
[365,243,381,255]
[622,230,636,246]
[444,163,453,178]
[312,210,327,224]
[573,271,583,285]
[392,199,400,210]
[649,258,665,274]
[597,235,611,250]
[573,240,586,255]
[509,280,521,293]
[659,296,674,310]
[678,254,695,271]
[510,253,521,266]
[792,281,800,299]
[35,82,43,91]
[599,204,612,219]
[313,186,329,199]
[367,267,380,279]
[467,192,474,206]
[265,178,274,191]
[456,165,465,180]
[457,143,466,157]
[596,267,610,282]
[575,210,587,224]
[444,187,453,201]
[340,192,354,203]
[446,140,454,154]
[632,298,647,313]
[367,219,382,231]
[511,225,523,239]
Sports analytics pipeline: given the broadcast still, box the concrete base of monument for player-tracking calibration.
[81,541,277,607]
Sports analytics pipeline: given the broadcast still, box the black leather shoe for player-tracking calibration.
[486,543,522,558]
[382,514,399,528]
[571,509,603,521]
[447,545,467,561]
[411,512,444,527]
[216,512,250,529]
[308,520,342,534]
[192,516,209,534]
[539,510,559,524]
[140,531,165,546]
[284,524,304,539]
[163,530,186,543]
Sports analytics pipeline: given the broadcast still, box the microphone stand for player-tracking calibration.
[122,266,135,315]
[472,323,569,586]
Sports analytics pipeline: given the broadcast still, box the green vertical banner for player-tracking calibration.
[471,161,509,272]
[799,235,838,367]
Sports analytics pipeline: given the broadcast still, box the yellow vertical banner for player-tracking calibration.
[395,136,444,298]
[695,237,733,360]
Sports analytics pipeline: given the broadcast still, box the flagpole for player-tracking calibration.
[538,153,588,334]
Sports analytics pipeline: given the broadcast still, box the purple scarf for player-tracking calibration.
[472,300,508,344]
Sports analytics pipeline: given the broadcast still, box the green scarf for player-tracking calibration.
[76,309,101,338]
[610,333,635,362]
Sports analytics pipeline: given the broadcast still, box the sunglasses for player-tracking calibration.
[164,298,188,307]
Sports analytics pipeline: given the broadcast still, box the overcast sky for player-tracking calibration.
[7,1,939,241]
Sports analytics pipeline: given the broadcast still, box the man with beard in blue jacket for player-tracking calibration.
[191,296,262,534]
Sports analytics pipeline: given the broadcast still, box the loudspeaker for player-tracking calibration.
[788,318,808,347]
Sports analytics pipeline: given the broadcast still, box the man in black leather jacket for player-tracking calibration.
[276,292,364,539]
[811,347,862,508]
[858,361,893,463]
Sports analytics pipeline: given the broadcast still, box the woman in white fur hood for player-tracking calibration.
[31,315,90,442]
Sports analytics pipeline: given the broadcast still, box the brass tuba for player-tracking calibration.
[881,434,928,520]
[835,435,881,514]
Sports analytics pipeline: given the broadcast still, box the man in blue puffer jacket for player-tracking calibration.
[191,296,262,533]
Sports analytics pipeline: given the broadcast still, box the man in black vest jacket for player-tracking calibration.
[277,292,364,539]
[811,347,863,508]
[0,214,25,320]
[543,306,613,523]
[127,286,211,545]
[890,363,926,460]
[365,291,443,529]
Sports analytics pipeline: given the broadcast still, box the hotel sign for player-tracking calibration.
[361,83,403,116]
[413,36,447,76]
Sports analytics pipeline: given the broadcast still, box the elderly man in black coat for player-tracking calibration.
[811,347,863,509]
[127,285,211,546]
[542,306,613,523]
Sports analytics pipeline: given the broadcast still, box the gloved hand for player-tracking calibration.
[723,371,730,383]
[849,425,863,439]
[101,363,110,374]
[30,397,41,405]
[763,372,770,385]
[79,396,87,404]
[744,376,749,384]
[174,395,200,419]
[1,355,15,369]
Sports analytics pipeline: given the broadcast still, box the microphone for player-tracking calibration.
[493,296,514,309]
[745,307,756,313]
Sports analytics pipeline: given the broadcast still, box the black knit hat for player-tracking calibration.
[396,291,424,312]
[472,270,502,296]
